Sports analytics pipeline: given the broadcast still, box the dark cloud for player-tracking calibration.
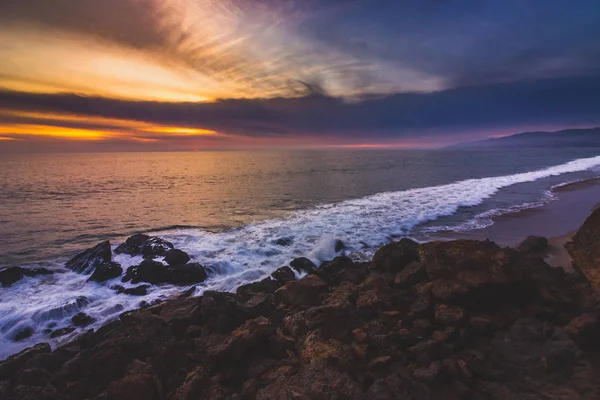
[2,74,599,147]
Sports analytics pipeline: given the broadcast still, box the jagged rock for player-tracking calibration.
[271,266,295,285]
[371,238,420,273]
[394,262,429,286]
[72,313,95,327]
[200,291,249,333]
[114,234,151,256]
[169,263,208,285]
[209,316,275,364]
[65,241,112,274]
[317,255,356,284]
[163,249,190,267]
[421,240,530,308]
[518,235,549,254]
[89,262,123,283]
[290,257,317,274]
[107,373,162,400]
[0,267,53,287]
[274,274,327,307]
[236,277,280,301]
[566,207,600,290]
[0,343,50,377]
[141,237,174,258]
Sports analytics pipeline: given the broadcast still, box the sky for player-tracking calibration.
[0,0,599,152]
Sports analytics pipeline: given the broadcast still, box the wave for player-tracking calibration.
[1,154,600,361]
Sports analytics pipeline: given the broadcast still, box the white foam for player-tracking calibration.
[1,154,600,360]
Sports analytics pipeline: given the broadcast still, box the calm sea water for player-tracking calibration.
[1,147,600,359]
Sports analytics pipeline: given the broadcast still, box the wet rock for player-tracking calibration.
[66,241,112,274]
[274,274,327,308]
[0,343,50,377]
[169,263,208,285]
[371,238,420,273]
[274,237,293,246]
[49,327,75,339]
[141,237,174,258]
[13,327,34,342]
[123,259,169,284]
[271,266,295,285]
[290,257,317,274]
[317,255,356,284]
[518,235,549,255]
[335,239,345,252]
[72,312,96,327]
[163,249,190,267]
[114,234,151,256]
[89,262,123,283]
[236,277,280,301]
[0,267,53,287]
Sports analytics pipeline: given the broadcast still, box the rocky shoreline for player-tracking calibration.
[3,209,600,399]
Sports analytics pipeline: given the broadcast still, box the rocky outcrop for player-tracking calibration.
[65,241,112,273]
[566,207,600,290]
[115,235,175,258]
[163,249,191,267]
[123,260,208,286]
[0,267,53,287]
[4,220,600,400]
[88,262,123,283]
[518,235,549,255]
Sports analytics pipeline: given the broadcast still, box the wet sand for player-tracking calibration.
[433,178,600,270]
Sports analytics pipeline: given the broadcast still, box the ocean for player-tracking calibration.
[2,146,600,359]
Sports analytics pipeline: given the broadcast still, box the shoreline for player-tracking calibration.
[431,177,600,270]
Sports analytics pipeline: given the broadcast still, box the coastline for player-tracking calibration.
[431,177,600,270]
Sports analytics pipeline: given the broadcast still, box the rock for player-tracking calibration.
[49,327,75,338]
[566,208,600,290]
[421,240,530,308]
[141,237,174,258]
[66,241,112,274]
[274,274,327,307]
[518,236,549,254]
[290,257,317,274]
[271,266,296,285]
[317,255,355,283]
[200,291,249,333]
[72,312,96,327]
[366,374,431,399]
[371,238,420,273]
[124,285,150,296]
[89,262,123,283]
[114,234,151,256]
[13,327,34,342]
[413,361,444,385]
[394,262,429,286]
[274,237,293,246]
[0,267,53,287]
[209,316,275,364]
[335,239,345,252]
[169,263,208,285]
[107,374,162,400]
[123,259,169,284]
[0,343,50,377]
[236,277,280,301]
[564,313,600,348]
[434,304,467,327]
[163,249,190,267]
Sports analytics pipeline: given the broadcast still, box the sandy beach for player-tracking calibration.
[433,177,600,269]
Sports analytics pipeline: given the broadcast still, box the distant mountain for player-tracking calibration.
[449,127,600,149]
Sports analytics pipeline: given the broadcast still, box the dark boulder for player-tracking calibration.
[0,267,53,287]
[114,234,151,256]
[141,237,174,258]
[518,235,549,255]
[13,327,34,342]
[163,249,190,267]
[274,274,328,308]
[370,238,420,273]
[123,260,169,284]
[274,237,293,246]
[88,262,122,283]
[318,255,354,281]
[564,314,600,348]
[66,241,111,274]
[168,262,207,285]
[271,266,296,285]
[72,313,95,327]
[335,239,345,252]
[113,284,151,296]
[0,343,50,377]
[290,257,317,274]
[200,291,249,333]
[49,327,75,339]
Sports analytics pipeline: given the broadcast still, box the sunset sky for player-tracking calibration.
[1,0,600,151]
